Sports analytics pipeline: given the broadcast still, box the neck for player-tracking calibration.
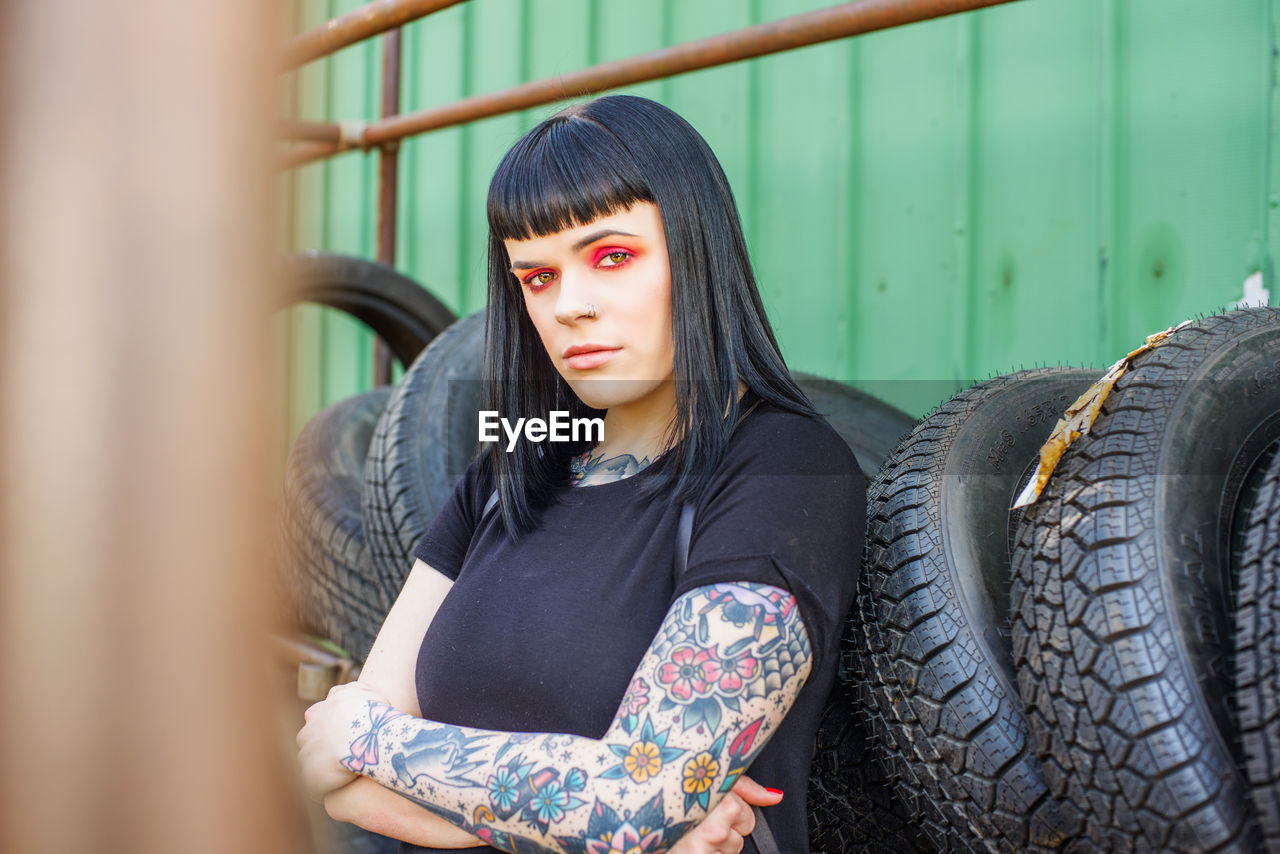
[592,381,679,464]
[582,380,751,467]
[570,384,756,487]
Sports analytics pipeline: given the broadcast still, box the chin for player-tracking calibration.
[565,376,663,411]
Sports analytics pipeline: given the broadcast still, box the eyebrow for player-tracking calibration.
[508,229,639,270]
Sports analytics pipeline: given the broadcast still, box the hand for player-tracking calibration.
[669,776,783,854]
[296,681,393,803]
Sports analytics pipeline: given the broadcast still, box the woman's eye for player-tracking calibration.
[598,250,632,267]
[523,270,555,287]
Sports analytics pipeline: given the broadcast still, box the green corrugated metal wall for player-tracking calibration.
[281,0,1280,449]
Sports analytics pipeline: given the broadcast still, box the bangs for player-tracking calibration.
[487,113,653,242]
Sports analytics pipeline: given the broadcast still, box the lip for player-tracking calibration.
[562,343,621,370]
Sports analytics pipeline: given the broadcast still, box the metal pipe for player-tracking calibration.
[374,27,402,386]
[279,0,1024,170]
[271,633,362,684]
[279,118,341,143]
[282,0,467,70]
[280,140,341,169]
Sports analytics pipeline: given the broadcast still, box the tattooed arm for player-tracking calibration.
[318,560,486,847]
[299,581,810,854]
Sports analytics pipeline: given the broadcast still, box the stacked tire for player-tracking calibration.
[278,252,455,662]
[1235,445,1280,852]
[849,307,1280,852]
[1010,308,1280,853]
[281,388,395,662]
[852,366,1097,853]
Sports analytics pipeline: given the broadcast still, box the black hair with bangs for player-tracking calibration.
[482,94,815,537]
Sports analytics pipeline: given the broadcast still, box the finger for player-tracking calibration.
[672,835,711,854]
[326,681,360,700]
[729,774,783,806]
[679,815,741,854]
[303,779,326,804]
[296,749,325,803]
[696,814,732,849]
[720,793,755,837]
[306,780,333,805]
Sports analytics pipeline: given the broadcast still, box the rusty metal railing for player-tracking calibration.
[373,28,403,383]
[279,0,1025,171]
[282,0,467,70]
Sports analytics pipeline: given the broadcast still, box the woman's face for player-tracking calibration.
[505,201,674,414]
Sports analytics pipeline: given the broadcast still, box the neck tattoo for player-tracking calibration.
[569,449,664,486]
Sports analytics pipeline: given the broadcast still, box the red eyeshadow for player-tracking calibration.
[590,246,636,265]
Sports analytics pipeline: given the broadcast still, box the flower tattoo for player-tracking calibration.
[682,752,719,795]
[603,716,684,783]
[531,779,570,825]
[487,766,519,812]
[713,650,759,696]
[682,733,726,810]
[618,678,651,735]
[657,647,720,702]
[624,741,663,783]
[620,678,650,716]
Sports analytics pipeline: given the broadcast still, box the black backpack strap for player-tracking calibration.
[749,806,781,854]
[673,497,779,853]
[674,500,695,583]
[481,489,499,525]
[672,392,762,583]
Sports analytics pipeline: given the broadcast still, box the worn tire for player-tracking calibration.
[361,310,487,598]
[281,251,456,368]
[807,663,932,853]
[281,388,393,661]
[854,367,1096,852]
[1010,307,1280,853]
[1234,441,1280,850]
[801,382,922,850]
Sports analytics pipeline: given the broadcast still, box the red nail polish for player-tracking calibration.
[765,788,784,795]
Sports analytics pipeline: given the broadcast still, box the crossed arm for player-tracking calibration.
[299,579,811,853]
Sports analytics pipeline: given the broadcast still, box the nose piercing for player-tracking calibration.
[585,303,597,318]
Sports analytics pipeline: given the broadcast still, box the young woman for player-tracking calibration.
[298,95,866,854]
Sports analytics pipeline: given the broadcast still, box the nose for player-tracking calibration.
[553,269,596,325]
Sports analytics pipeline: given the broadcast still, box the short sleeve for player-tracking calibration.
[411,453,494,581]
[671,409,867,674]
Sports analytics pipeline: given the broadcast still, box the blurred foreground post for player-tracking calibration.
[0,2,304,853]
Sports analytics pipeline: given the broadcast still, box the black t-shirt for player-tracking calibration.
[405,394,866,853]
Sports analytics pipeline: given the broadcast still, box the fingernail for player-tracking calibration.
[765,788,783,795]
